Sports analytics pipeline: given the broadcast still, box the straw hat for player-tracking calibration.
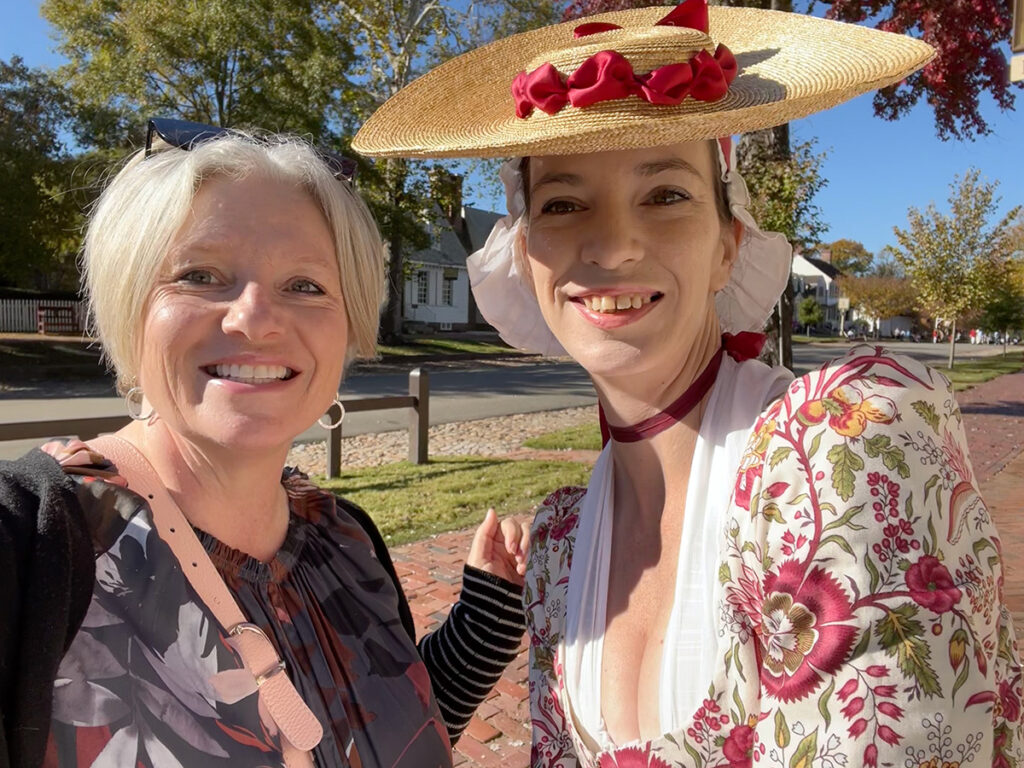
[353,2,934,159]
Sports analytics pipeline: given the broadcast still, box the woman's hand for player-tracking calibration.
[466,508,530,587]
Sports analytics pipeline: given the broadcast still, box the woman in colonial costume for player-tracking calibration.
[354,4,1023,765]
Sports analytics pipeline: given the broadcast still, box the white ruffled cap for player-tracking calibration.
[466,141,791,355]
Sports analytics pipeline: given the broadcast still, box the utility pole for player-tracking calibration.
[771,0,795,371]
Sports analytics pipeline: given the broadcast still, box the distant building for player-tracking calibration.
[791,253,842,330]
[403,204,501,331]
[402,168,503,333]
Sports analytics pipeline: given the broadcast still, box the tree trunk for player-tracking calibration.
[948,319,957,368]
[380,158,407,344]
[765,0,793,369]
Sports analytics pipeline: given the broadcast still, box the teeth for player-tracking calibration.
[581,293,654,313]
[210,364,291,382]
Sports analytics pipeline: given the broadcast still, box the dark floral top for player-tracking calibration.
[37,440,486,768]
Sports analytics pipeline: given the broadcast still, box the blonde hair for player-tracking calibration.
[82,133,385,394]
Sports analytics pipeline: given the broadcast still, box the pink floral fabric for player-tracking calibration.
[525,347,1024,768]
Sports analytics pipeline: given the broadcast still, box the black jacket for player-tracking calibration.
[0,450,94,768]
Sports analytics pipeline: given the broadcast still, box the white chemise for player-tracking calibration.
[562,355,793,750]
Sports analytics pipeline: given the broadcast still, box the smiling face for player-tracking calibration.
[523,141,740,380]
[137,173,348,452]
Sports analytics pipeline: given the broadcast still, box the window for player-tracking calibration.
[416,271,429,304]
[442,276,455,306]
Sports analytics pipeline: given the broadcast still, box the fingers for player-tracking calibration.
[499,517,531,577]
[466,508,499,570]
[473,507,499,546]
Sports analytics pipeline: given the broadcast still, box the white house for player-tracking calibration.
[403,205,501,331]
[791,253,842,330]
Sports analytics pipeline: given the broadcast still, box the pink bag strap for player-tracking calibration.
[88,435,324,765]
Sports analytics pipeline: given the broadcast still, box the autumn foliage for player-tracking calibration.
[824,0,1019,140]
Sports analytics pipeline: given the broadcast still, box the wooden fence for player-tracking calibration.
[0,369,429,478]
[0,298,85,333]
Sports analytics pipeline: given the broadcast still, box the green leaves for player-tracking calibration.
[789,729,818,768]
[822,503,866,534]
[827,443,864,502]
[874,604,942,697]
[770,446,792,469]
[817,678,835,730]
[774,710,790,748]
[891,168,1020,366]
[912,400,941,433]
[863,435,911,479]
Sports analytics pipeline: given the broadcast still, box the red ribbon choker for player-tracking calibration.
[599,332,766,445]
[511,0,739,120]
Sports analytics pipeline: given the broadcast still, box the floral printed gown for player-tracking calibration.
[525,346,1024,768]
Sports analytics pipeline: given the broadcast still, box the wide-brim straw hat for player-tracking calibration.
[353,4,934,159]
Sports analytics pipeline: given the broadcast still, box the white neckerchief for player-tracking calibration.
[562,355,792,750]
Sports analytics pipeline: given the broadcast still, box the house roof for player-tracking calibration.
[410,227,468,267]
[463,206,502,252]
[804,256,841,279]
[407,203,504,269]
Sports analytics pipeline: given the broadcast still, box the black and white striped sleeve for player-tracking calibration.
[417,565,525,742]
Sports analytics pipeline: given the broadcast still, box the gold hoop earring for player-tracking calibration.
[318,398,345,430]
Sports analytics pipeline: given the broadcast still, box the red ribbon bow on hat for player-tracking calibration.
[512,0,737,119]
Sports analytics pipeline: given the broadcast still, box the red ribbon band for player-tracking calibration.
[511,0,737,119]
[512,46,737,119]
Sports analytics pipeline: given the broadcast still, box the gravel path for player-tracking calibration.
[286,405,598,474]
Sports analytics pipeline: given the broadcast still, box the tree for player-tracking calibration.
[837,274,918,336]
[739,137,828,255]
[42,0,353,145]
[890,168,1019,367]
[823,0,1020,140]
[980,259,1024,355]
[0,57,80,289]
[327,0,560,341]
[797,295,824,333]
[820,238,873,276]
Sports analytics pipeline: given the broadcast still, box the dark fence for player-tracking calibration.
[0,369,429,478]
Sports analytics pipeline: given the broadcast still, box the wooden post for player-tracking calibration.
[408,367,429,464]
[326,404,343,479]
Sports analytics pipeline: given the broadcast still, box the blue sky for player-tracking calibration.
[4,2,1022,258]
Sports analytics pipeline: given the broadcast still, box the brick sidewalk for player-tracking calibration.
[390,368,1024,768]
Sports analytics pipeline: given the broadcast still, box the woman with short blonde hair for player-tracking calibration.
[0,120,529,768]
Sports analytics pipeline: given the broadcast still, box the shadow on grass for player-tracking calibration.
[330,458,506,494]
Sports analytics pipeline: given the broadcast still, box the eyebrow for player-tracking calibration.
[636,157,705,180]
[530,171,583,197]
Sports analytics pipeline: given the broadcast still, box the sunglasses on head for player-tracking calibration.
[145,117,358,182]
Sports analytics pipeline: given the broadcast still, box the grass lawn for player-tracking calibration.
[376,338,514,358]
[937,353,1024,391]
[792,334,846,344]
[523,423,602,451]
[316,456,591,544]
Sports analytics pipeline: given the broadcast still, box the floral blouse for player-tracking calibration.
[39,440,452,768]
[525,346,1024,768]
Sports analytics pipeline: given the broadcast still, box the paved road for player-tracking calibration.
[1,340,1017,460]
